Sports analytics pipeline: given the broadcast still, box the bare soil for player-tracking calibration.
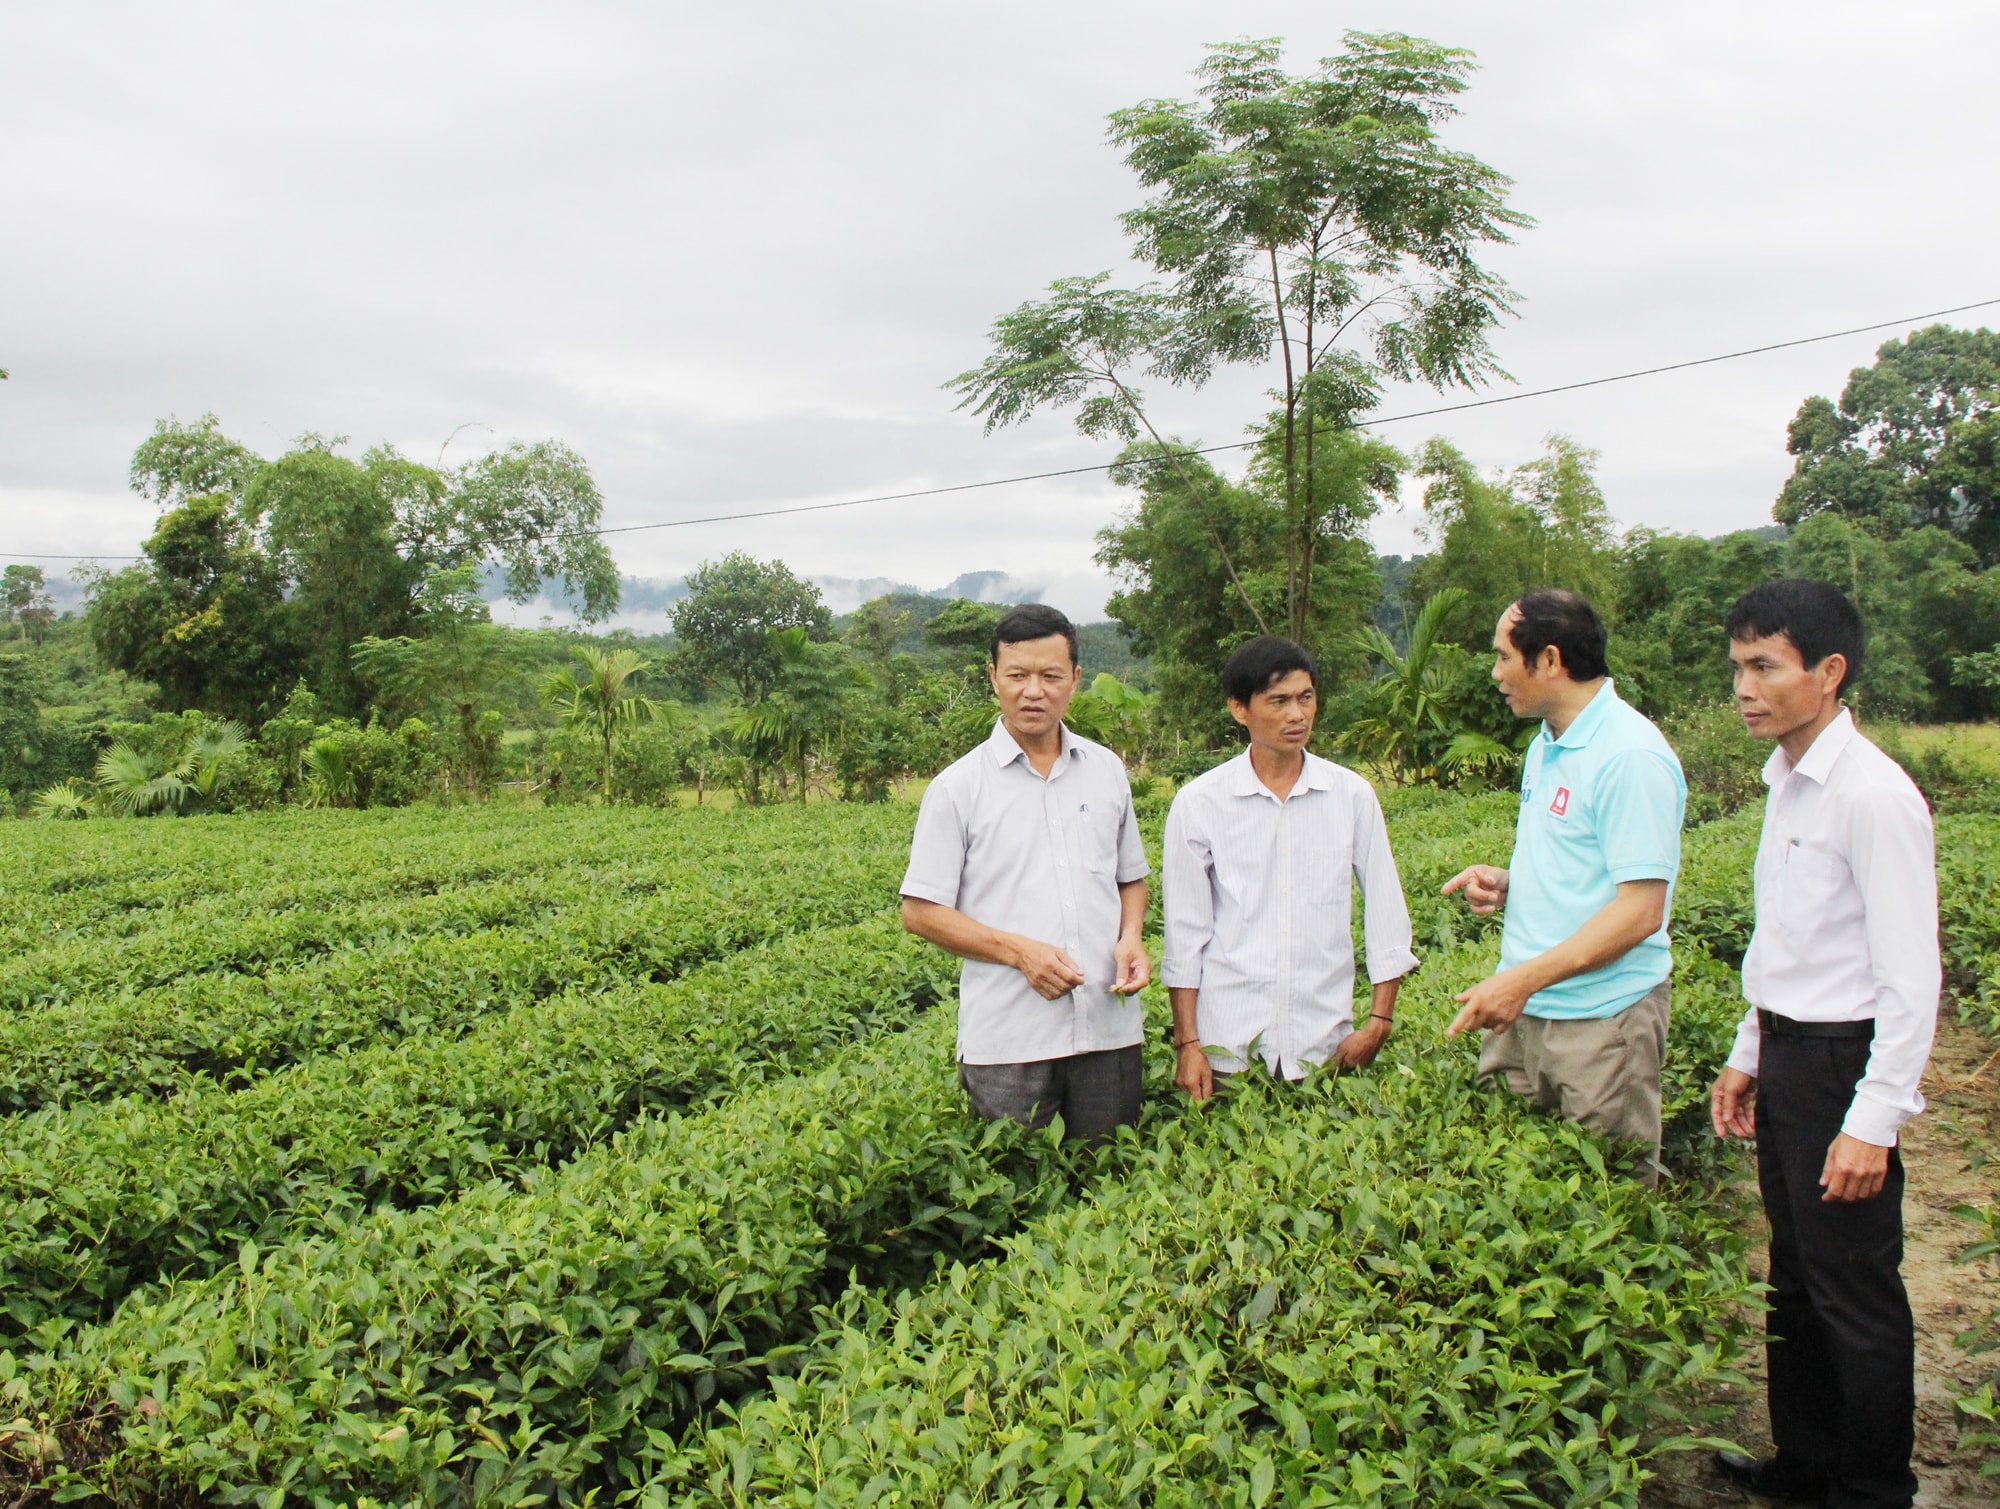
[1643,1009,2000,1506]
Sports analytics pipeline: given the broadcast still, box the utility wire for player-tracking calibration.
[7,293,1999,565]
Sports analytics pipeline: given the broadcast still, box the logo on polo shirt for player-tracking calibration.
[1549,786,1571,817]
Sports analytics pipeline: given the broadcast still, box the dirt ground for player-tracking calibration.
[1643,1009,2000,1506]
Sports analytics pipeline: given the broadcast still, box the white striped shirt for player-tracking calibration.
[1162,751,1418,1077]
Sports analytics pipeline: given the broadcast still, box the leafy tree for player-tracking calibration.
[129,413,261,509]
[671,553,833,706]
[1109,33,1526,642]
[723,628,864,801]
[351,567,533,795]
[845,598,914,703]
[86,494,296,722]
[0,654,49,798]
[541,645,662,800]
[1412,435,1620,644]
[1613,529,1787,717]
[1,566,55,645]
[397,440,620,621]
[921,599,1003,656]
[249,443,420,711]
[1096,441,1378,741]
[1777,324,2000,561]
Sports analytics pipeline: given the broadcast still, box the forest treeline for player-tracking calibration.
[3,320,1997,818]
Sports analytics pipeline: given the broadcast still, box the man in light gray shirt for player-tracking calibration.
[900,604,1151,1141]
[1162,636,1416,1098]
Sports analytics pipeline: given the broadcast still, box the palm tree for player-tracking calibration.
[93,720,250,816]
[1341,589,1474,785]
[541,646,661,800]
[722,628,860,801]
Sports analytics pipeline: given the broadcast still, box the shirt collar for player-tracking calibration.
[1761,706,1856,788]
[1545,679,1620,749]
[1225,748,1336,799]
[986,718,1079,769]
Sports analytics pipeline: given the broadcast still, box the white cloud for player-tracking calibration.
[4,1,1996,625]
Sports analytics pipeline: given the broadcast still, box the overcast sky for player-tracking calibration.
[4,1,1996,624]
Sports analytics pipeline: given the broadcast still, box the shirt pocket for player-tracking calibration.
[1775,847,1846,935]
[1077,806,1122,877]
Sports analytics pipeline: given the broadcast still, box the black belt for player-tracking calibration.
[1757,1008,1875,1040]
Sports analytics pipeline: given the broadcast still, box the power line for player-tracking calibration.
[7,292,1998,565]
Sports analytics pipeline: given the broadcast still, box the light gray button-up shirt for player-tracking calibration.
[1725,709,1941,1146]
[901,720,1150,1065]
[1161,750,1417,1077]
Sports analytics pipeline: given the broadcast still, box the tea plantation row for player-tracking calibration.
[1,791,1993,1507]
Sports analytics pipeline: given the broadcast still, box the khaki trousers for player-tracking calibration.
[1477,980,1670,1186]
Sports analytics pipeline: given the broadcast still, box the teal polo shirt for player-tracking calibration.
[1500,680,1686,1020]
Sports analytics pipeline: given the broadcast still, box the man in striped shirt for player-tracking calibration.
[1162,636,1418,1098]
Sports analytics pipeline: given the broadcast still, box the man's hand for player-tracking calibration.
[1441,864,1510,915]
[1112,933,1150,995]
[1447,967,1533,1037]
[1332,1016,1391,1069]
[1711,1067,1757,1140]
[1175,1043,1214,1101]
[1821,1132,1891,1203]
[1006,936,1087,1001]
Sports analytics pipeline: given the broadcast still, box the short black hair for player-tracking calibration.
[1725,579,1865,697]
[1222,636,1318,704]
[1508,589,1608,682]
[990,603,1078,667]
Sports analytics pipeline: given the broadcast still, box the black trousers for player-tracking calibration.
[957,1045,1143,1144]
[1757,1033,1918,1509]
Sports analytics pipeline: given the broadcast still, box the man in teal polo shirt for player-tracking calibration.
[1444,589,1687,1183]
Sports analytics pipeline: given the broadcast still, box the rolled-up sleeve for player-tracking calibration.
[1842,785,1942,1146]
[899,780,967,908]
[1160,794,1212,989]
[1352,786,1418,983]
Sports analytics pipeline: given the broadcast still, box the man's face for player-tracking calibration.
[1228,669,1316,753]
[1491,605,1559,720]
[1729,632,1844,743]
[989,635,1081,737]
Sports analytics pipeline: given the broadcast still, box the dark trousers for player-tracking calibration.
[1757,1033,1918,1509]
[958,1045,1142,1144]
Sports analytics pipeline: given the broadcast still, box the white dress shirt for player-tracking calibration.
[1161,750,1418,1078]
[901,720,1150,1066]
[1725,709,1941,1146]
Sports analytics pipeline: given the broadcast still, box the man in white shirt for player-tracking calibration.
[900,604,1152,1142]
[1161,636,1417,1097]
[1709,580,1939,1509]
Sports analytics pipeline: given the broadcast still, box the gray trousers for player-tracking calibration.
[958,1045,1143,1144]
[1477,980,1671,1185]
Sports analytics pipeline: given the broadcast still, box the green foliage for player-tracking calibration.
[20,786,2000,1507]
[540,644,664,799]
[126,413,259,509]
[1107,32,1527,644]
[0,804,915,1101]
[1776,324,2000,561]
[92,420,620,724]
[85,493,296,723]
[1412,435,1621,646]
[1340,588,1522,786]
[671,553,834,706]
[0,566,54,645]
[1614,530,1787,718]
[91,716,249,816]
[0,919,954,1337]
